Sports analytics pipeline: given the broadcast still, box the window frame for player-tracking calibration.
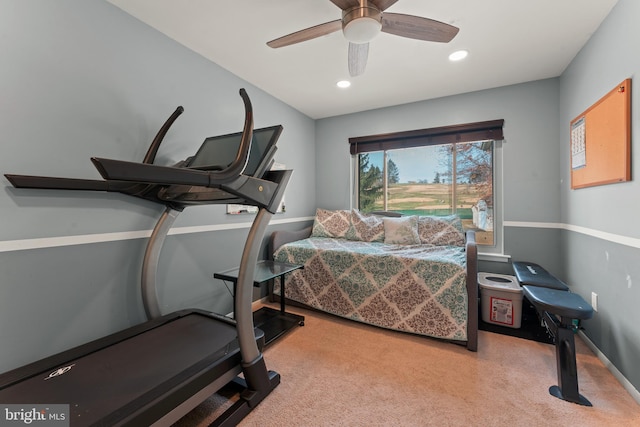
[349,120,505,257]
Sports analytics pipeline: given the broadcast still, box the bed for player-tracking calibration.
[269,209,478,351]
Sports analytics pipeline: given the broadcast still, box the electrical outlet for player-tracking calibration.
[591,292,598,312]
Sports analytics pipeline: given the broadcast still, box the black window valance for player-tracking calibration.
[349,119,504,155]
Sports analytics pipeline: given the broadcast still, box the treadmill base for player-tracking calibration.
[211,370,280,427]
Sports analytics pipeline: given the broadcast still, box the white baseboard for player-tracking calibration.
[578,330,640,405]
[253,296,269,310]
[226,296,270,318]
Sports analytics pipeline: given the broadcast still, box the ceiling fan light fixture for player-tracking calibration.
[343,17,382,44]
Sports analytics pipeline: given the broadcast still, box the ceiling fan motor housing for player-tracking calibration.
[342,3,382,44]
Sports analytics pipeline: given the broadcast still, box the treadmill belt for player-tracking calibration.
[0,312,241,425]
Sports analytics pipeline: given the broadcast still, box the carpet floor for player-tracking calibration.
[174,303,640,426]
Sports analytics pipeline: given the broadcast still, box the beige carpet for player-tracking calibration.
[175,303,640,426]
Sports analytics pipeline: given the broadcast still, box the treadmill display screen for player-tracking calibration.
[188,125,282,177]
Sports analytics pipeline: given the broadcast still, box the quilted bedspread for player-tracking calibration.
[273,237,468,341]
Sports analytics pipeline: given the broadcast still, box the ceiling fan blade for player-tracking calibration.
[330,0,361,10]
[381,13,459,43]
[267,20,342,48]
[369,0,399,11]
[348,42,369,77]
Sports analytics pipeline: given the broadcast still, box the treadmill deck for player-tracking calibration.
[0,310,259,426]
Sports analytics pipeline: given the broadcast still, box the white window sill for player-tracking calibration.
[478,252,511,263]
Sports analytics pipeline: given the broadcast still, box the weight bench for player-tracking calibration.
[513,261,594,406]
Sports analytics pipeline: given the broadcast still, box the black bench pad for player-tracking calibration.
[513,261,569,291]
[522,285,593,320]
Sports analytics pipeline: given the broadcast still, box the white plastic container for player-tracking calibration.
[478,272,523,329]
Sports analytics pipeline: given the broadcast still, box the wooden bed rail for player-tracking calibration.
[465,230,478,351]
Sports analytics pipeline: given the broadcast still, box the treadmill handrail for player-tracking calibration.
[230,88,254,179]
[91,157,217,187]
[92,89,254,187]
[143,106,184,164]
[3,174,154,194]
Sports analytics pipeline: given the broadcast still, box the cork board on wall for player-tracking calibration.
[570,78,631,189]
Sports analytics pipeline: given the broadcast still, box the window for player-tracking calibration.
[350,120,504,247]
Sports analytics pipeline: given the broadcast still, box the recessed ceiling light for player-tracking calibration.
[449,50,468,61]
[337,80,351,88]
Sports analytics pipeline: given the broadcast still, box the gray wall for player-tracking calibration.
[558,0,640,393]
[0,0,316,373]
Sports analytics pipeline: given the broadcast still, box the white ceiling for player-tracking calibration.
[106,0,618,119]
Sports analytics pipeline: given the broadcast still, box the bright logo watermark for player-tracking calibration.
[1,405,69,426]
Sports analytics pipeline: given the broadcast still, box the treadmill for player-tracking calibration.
[0,89,291,426]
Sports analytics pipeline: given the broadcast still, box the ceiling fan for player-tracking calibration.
[266,0,459,77]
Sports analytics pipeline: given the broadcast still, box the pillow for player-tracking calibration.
[346,209,384,242]
[418,215,465,246]
[383,216,420,245]
[311,208,352,238]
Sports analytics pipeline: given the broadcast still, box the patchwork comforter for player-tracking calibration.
[273,237,468,342]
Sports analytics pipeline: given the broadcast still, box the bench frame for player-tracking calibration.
[525,287,592,406]
[514,262,593,406]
